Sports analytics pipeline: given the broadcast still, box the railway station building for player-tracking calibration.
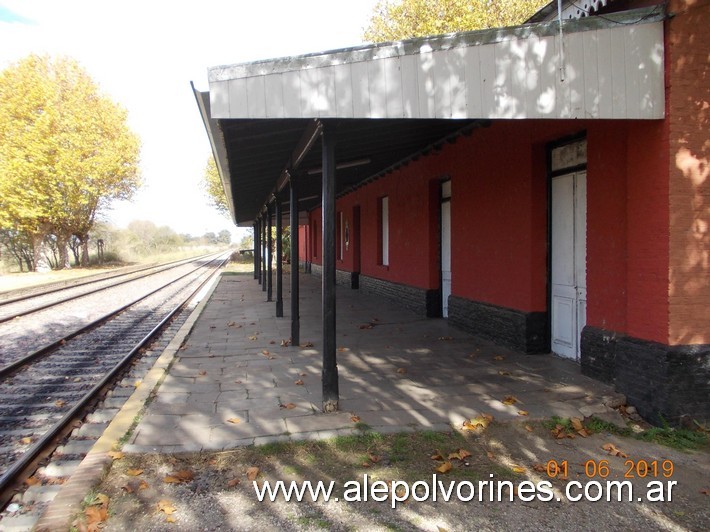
[195,0,709,425]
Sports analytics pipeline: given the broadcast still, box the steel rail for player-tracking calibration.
[0,253,230,499]
[0,251,226,323]
[0,253,225,378]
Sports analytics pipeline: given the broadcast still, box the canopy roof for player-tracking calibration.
[195,6,665,225]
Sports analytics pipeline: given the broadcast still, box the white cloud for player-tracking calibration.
[0,0,379,241]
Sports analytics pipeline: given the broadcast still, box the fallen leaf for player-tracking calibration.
[486,451,496,461]
[524,425,534,432]
[85,505,108,528]
[300,341,314,348]
[498,370,511,376]
[248,336,258,341]
[281,339,291,347]
[700,489,709,495]
[512,466,526,474]
[368,453,380,463]
[134,380,142,388]
[55,399,66,407]
[299,372,307,377]
[457,449,472,460]
[551,424,567,439]
[351,415,361,423]
[362,461,371,468]
[163,470,194,484]
[396,368,407,374]
[462,414,494,431]
[20,437,32,445]
[227,418,241,424]
[228,478,241,487]
[157,500,176,515]
[493,355,505,361]
[532,463,547,473]
[121,485,134,493]
[73,377,81,382]
[502,395,519,406]
[602,443,628,458]
[280,402,296,410]
[246,467,260,481]
[108,451,124,460]
[197,370,207,376]
[166,516,177,523]
[295,379,304,385]
[431,450,445,461]
[358,324,373,330]
[436,461,453,474]
[126,469,144,476]
[139,480,149,490]
[234,380,242,384]
[570,417,584,431]
[25,476,40,486]
[261,350,270,356]
[518,410,529,416]
[338,347,347,352]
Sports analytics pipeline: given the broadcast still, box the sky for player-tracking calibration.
[0,0,380,242]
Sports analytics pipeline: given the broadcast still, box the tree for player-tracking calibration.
[363,0,548,43]
[0,54,141,270]
[203,156,230,218]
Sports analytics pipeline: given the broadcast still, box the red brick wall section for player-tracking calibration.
[585,123,629,333]
[667,0,710,345]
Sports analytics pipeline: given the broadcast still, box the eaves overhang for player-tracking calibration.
[195,6,666,226]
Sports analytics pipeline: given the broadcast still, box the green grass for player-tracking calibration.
[546,415,708,451]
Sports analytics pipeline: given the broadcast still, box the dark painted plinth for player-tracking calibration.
[448,296,546,353]
[582,326,709,426]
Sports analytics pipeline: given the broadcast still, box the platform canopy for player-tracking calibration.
[194,6,665,226]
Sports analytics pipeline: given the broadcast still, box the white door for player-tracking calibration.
[441,181,452,317]
[551,171,586,360]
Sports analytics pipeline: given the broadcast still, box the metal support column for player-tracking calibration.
[289,174,300,346]
[261,212,267,292]
[267,202,273,302]
[255,220,261,283]
[253,222,259,280]
[275,193,283,317]
[321,125,339,412]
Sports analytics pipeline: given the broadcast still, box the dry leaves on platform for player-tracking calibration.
[107,451,124,460]
[139,480,149,490]
[571,417,591,437]
[493,355,505,361]
[157,499,176,515]
[532,463,547,473]
[227,418,241,424]
[197,370,207,376]
[295,379,304,385]
[602,443,628,458]
[518,410,529,416]
[501,395,519,406]
[281,339,291,347]
[300,341,314,348]
[351,415,361,423]
[525,424,534,432]
[24,476,40,486]
[511,466,526,474]
[396,368,407,374]
[462,413,493,432]
[20,437,32,445]
[248,336,258,341]
[246,467,260,481]
[448,449,472,461]
[84,493,110,531]
[550,424,574,439]
[164,470,195,484]
[228,478,241,488]
[54,399,66,407]
[436,461,453,474]
[126,469,144,476]
[280,402,296,410]
[368,453,381,464]
[498,370,511,376]
[358,324,374,330]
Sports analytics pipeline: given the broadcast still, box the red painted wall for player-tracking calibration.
[304,117,670,344]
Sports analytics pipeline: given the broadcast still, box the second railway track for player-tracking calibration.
[0,251,231,509]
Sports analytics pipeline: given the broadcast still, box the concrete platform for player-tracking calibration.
[124,271,624,453]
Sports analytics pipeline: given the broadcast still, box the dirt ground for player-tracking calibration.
[82,420,709,532]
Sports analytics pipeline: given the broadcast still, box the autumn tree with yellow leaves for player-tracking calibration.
[203,156,230,218]
[0,54,141,270]
[363,0,548,42]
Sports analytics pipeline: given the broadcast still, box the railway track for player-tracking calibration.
[0,251,231,512]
